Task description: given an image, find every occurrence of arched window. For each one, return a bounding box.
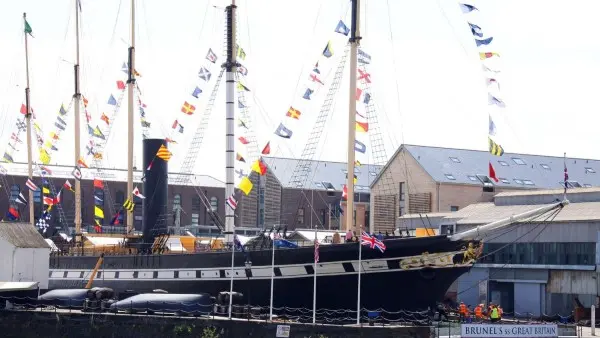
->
[173,194,181,210]
[210,197,218,212]
[115,190,125,204]
[9,184,20,203]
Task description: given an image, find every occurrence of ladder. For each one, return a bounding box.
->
[176,69,225,184]
[359,61,398,233]
[287,44,350,226]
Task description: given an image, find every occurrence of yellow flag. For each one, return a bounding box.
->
[239,176,253,195]
[94,206,104,219]
[42,187,50,194]
[39,149,50,164]
[156,144,172,161]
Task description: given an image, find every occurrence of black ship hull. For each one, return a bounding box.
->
[49,235,476,312]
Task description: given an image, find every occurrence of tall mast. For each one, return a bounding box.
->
[73,1,83,244]
[126,0,136,233]
[346,0,361,231]
[225,0,238,320]
[224,0,237,242]
[23,13,34,227]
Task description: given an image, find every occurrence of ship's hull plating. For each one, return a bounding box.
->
[49,235,476,312]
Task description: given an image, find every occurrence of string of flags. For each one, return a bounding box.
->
[458,2,505,182]
[1,105,41,164]
[159,45,230,155]
[38,102,74,165]
[233,19,354,198]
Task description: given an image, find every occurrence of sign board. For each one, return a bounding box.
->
[275,325,290,338]
[461,324,558,338]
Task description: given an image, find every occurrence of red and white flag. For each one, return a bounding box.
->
[25,179,38,191]
[63,180,74,191]
[132,186,146,199]
[226,194,237,210]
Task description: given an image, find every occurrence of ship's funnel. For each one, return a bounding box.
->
[142,139,169,249]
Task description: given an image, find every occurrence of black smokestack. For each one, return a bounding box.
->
[142,139,168,249]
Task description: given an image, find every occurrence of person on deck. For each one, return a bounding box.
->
[474,304,483,321]
[490,305,500,323]
[459,302,467,322]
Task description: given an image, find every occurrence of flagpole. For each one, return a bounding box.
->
[356,235,362,325]
[312,228,318,324]
[126,0,136,234]
[269,232,275,320]
[563,152,567,200]
[345,0,361,233]
[23,13,34,228]
[226,0,238,319]
[73,0,83,245]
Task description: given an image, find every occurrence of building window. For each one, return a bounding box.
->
[173,194,181,210]
[561,181,582,188]
[399,182,405,201]
[522,179,535,186]
[33,188,42,203]
[585,167,596,173]
[449,157,461,163]
[210,197,218,212]
[540,164,551,170]
[499,178,510,184]
[450,206,459,212]
[481,242,595,266]
[321,182,335,191]
[467,175,478,182]
[297,208,304,225]
[514,179,524,185]
[115,190,125,204]
[9,184,20,203]
[512,158,526,165]
[498,161,509,166]
[444,173,456,180]
[192,196,202,225]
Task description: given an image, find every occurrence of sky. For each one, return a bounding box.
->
[0,0,599,183]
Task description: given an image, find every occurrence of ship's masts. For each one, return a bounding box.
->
[73,1,83,244]
[224,2,237,241]
[225,0,238,320]
[346,0,361,231]
[23,13,34,227]
[126,0,136,233]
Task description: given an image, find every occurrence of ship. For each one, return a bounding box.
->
[20,0,566,315]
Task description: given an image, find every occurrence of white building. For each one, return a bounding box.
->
[0,222,50,289]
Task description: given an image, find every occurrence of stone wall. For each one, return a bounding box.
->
[0,311,430,338]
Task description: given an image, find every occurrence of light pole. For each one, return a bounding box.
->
[244,259,252,320]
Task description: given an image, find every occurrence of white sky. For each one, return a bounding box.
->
[0,0,599,182]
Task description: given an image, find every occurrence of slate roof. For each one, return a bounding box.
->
[262,156,382,192]
[377,144,600,189]
[0,162,224,188]
[0,222,51,248]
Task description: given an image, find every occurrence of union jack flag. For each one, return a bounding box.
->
[361,231,386,253]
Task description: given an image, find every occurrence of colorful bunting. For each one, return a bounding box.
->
[458,3,506,167]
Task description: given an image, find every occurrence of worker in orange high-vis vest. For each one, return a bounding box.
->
[459,302,467,322]
[474,304,483,321]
